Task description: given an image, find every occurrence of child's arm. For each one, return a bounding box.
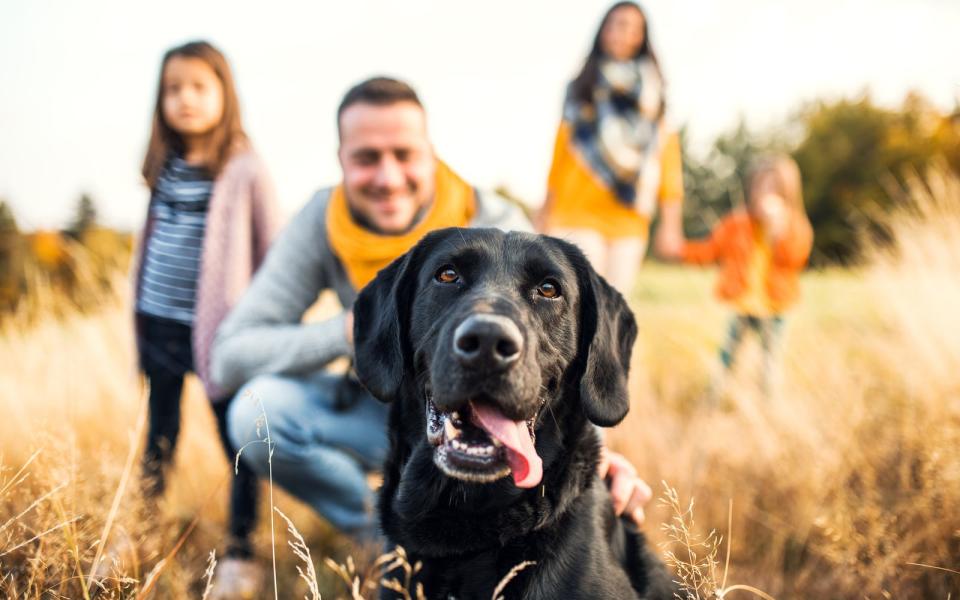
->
[680,218,726,265]
[770,215,813,270]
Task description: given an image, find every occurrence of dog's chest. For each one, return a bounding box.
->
[407,548,535,600]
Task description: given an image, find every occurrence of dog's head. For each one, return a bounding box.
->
[354,228,636,492]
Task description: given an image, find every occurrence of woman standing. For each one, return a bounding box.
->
[540,2,684,294]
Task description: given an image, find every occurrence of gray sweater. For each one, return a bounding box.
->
[211,187,532,394]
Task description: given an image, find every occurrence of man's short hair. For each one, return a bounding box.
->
[337,77,424,136]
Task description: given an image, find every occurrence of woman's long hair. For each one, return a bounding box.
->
[141,41,247,189]
[569,2,663,106]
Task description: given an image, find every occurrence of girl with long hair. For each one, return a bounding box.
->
[131,40,279,589]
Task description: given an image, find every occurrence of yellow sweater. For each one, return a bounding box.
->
[544,123,684,240]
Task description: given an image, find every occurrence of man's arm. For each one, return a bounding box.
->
[211,192,352,393]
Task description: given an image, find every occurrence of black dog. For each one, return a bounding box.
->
[354,228,675,600]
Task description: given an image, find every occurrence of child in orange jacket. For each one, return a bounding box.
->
[681,155,813,393]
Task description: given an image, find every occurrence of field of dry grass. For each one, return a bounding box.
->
[1,174,958,598]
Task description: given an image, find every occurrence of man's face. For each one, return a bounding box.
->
[338,101,436,234]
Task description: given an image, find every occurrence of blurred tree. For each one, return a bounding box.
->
[792,93,958,263]
[0,200,24,311]
[678,93,960,265]
[66,193,98,240]
[677,119,783,241]
[0,200,17,235]
[932,100,960,175]
[0,196,134,321]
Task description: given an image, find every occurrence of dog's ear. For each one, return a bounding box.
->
[352,247,419,404]
[562,241,638,427]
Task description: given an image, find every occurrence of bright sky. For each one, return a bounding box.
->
[1,0,958,230]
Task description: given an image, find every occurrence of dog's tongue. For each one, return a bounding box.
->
[469,401,543,488]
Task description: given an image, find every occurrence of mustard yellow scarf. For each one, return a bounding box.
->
[326,161,477,290]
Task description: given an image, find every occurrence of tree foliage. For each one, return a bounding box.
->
[681,92,960,264]
[66,193,99,239]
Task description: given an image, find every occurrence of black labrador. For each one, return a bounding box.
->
[354,228,676,600]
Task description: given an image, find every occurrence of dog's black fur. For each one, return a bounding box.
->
[354,228,675,600]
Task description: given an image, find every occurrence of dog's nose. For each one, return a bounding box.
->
[453,314,523,371]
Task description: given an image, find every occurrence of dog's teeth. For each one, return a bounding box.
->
[491,438,502,448]
[443,417,459,440]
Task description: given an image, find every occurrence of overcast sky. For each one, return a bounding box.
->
[1,0,958,229]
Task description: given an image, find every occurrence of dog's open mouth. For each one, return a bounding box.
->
[426,396,543,488]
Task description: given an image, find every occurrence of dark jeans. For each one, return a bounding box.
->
[719,314,784,368]
[719,314,785,395]
[137,312,258,558]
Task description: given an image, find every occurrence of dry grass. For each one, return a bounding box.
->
[1,171,959,597]
[611,170,960,598]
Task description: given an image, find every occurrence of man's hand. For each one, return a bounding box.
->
[598,447,653,526]
[344,309,354,347]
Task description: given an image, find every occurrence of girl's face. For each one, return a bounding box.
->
[600,6,646,61]
[749,171,786,220]
[161,56,224,138]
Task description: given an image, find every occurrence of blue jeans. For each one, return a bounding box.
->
[226,373,390,539]
[719,314,785,394]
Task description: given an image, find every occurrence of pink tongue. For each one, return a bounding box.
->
[469,401,543,488]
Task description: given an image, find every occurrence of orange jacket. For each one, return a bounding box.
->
[682,211,813,311]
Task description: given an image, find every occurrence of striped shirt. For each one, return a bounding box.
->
[136,156,213,324]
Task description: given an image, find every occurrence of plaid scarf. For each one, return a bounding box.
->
[565,57,664,213]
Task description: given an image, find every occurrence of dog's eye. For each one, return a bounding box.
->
[435,266,460,284]
[537,279,561,299]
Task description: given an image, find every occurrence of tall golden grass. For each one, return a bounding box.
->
[1,171,958,597]
[611,168,960,598]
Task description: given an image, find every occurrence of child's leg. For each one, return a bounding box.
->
[720,315,749,370]
[138,314,193,497]
[758,316,786,395]
[212,398,259,559]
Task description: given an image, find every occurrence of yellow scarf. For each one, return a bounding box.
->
[326,161,477,290]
